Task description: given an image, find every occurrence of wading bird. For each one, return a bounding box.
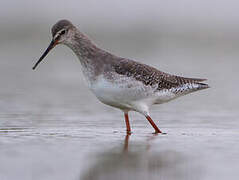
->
[33,20,209,134]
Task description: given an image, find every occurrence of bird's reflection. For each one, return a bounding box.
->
[123,134,157,153]
[80,134,200,180]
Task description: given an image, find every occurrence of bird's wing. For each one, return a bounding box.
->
[114,58,208,91]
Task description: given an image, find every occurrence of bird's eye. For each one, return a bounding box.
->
[61,29,66,35]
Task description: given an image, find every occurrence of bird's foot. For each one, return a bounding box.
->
[152,131,167,135]
[126,131,132,135]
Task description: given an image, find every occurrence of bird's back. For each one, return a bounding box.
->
[112,58,209,96]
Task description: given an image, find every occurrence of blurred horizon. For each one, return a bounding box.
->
[2,0,239,41]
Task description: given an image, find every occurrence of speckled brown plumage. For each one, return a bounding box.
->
[113,58,208,91]
[58,20,208,94]
[50,20,208,93]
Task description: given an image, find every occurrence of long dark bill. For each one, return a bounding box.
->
[32,39,58,70]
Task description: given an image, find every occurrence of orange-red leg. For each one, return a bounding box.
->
[146,116,162,134]
[123,134,130,152]
[124,113,131,134]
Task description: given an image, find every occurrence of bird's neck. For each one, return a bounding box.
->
[66,31,99,63]
[65,30,110,81]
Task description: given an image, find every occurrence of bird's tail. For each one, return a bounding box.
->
[185,80,210,95]
[171,79,209,96]
[195,82,210,90]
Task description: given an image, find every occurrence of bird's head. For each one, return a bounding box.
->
[51,19,75,45]
[32,19,75,70]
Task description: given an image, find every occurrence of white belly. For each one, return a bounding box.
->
[88,74,177,114]
[90,75,151,109]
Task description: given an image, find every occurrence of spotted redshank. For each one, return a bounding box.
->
[33,20,209,134]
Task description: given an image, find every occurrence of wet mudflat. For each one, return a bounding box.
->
[0,123,238,180]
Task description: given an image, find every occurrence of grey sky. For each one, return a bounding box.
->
[1,0,239,27]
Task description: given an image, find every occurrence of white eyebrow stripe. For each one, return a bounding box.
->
[59,29,66,35]
[53,29,65,40]
[53,33,60,40]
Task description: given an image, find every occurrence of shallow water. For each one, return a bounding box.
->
[0,27,239,180]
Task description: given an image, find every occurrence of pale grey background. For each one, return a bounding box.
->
[0,1,238,180]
